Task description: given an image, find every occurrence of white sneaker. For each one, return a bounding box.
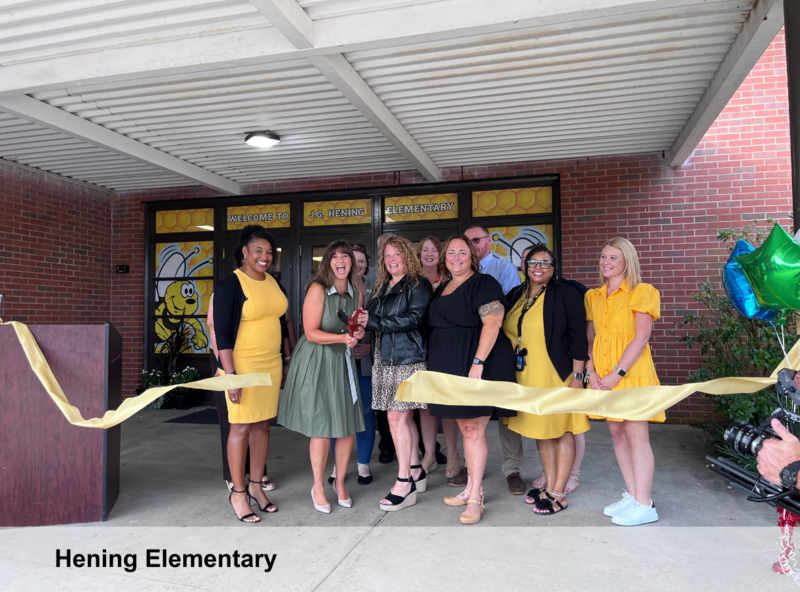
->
[603,492,634,517]
[612,500,659,526]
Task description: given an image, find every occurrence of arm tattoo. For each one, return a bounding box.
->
[478,300,504,317]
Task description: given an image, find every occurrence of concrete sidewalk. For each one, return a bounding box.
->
[104,409,776,528]
[3,410,797,591]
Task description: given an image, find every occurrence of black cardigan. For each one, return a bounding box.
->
[212,271,287,367]
[505,278,589,381]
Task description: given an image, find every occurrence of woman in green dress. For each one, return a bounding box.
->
[278,240,365,514]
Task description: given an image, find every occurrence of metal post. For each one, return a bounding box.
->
[785,0,800,229]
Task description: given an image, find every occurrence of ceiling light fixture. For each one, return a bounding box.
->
[244,131,280,148]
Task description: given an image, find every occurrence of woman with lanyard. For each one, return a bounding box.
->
[502,244,590,515]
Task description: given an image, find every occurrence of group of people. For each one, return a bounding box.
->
[208,223,663,527]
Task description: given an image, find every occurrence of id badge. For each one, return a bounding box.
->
[515,345,527,371]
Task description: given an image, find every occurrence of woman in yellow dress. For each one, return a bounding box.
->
[585,237,661,527]
[213,225,287,523]
[502,244,590,515]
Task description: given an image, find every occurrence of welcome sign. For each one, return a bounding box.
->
[227,204,290,230]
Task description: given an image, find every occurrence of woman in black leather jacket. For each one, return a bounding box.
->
[357,236,433,512]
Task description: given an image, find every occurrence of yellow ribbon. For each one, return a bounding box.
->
[396,341,800,421]
[3,320,272,429]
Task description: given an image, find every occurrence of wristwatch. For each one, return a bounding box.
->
[780,460,800,489]
[614,366,627,377]
[472,357,484,366]
[573,372,585,381]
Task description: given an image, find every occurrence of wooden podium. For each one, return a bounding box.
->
[0,323,122,526]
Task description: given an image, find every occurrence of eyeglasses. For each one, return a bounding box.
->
[526,260,554,269]
[469,235,490,245]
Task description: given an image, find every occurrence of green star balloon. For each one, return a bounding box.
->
[736,224,800,311]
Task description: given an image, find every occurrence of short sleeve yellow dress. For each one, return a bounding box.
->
[221,269,288,424]
[501,293,590,439]
[584,280,664,423]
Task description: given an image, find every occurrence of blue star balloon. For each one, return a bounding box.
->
[723,239,778,321]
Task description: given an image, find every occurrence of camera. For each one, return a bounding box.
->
[724,420,773,458]
[722,368,800,459]
[708,368,800,512]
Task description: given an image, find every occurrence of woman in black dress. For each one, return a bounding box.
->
[427,235,516,524]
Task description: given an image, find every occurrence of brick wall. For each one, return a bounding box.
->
[0,160,113,325]
[2,32,792,422]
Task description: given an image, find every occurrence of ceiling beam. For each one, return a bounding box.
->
[0,95,241,195]
[313,0,668,51]
[249,0,314,49]
[249,0,439,181]
[308,54,439,181]
[0,28,299,98]
[0,0,678,98]
[666,0,784,166]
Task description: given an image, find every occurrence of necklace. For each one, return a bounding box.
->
[443,273,471,296]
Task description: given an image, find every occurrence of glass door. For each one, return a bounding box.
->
[300,231,372,332]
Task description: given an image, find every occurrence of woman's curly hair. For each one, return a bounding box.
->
[372,235,425,296]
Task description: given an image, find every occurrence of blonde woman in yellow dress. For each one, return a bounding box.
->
[213,225,287,523]
[585,237,661,526]
[502,244,590,515]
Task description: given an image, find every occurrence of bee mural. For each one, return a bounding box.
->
[490,226,551,268]
[154,244,214,353]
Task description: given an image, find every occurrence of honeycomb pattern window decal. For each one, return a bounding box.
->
[472,187,552,218]
[156,208,215,233]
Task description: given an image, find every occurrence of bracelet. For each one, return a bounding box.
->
[283,356,291,361]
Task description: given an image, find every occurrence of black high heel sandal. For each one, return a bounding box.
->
[229,488,260,523]
[248,480,278,513]
[379,476,417,512]
[410,464,428,493]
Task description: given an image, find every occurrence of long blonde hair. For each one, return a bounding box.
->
[373,235,425,296]
[599,237,642,289]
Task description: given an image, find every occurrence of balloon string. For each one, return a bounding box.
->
[777,323,793,371]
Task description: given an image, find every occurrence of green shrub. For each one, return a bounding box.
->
[671,219,796,426]
[671,280,795,425]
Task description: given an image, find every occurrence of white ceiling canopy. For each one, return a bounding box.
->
[0,0,785,192]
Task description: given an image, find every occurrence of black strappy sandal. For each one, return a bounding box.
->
[533,492,567,515]
[524,487,543,505]
[229,488,260,523]
[248,480,278,513]
[410,464,428,493]
[379,476,417,512]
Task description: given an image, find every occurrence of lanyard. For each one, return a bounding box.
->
[516,284,546,347]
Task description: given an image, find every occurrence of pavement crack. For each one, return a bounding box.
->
[310,515,385,591]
